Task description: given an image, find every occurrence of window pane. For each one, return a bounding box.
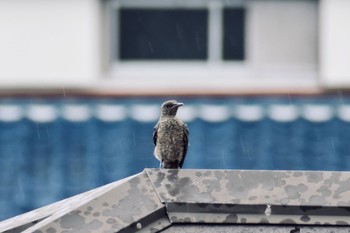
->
[223,8,245,60]
[119,9,208,60]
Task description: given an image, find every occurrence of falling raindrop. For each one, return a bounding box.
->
[45,125,50,138]
[239,136,247,155]
[132,131,136,146]
[176,23,183,40]
[148,41,154,53]
[195,31,201,50]
[338,90,344,105]
[221,149,226,168]
[35,123,41,139]
[288,93,293,105]
[331,137,336,153]
[17,177,24,201]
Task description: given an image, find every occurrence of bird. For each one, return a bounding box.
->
[153,100,189,169]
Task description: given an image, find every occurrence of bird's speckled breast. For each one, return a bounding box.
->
[155,117,186,162]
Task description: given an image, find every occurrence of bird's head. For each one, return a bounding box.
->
[160,100,184,117]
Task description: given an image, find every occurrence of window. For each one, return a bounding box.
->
[119,9,208,60]
[223,8,245,60]
[111,0,246,63]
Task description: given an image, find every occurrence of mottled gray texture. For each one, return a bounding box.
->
[19,172,170,233]
[146,169,350,207]
[4,169,350,233]
[147,169,350,225]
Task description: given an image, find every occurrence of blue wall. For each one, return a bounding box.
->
[0,96,349,220]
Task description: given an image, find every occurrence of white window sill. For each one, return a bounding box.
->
[0,63,320,95]
[99,62,320,94]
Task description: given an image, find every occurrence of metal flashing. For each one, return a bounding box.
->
[146,169,350,226]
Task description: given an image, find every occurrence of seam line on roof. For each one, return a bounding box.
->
[144,169,165,205]
[144,168,174,232]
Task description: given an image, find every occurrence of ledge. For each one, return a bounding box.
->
[1,169,350,232]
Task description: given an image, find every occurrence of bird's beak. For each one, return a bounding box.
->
[172,103,183,109]
[171,102,184,110]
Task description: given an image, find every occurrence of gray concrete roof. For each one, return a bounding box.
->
[2,169,350,232]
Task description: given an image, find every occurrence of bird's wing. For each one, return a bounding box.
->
[153,123,159,146]
[179,123,189,168]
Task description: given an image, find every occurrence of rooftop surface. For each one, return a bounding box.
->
[2,169,350,232]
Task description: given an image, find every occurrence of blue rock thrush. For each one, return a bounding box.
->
[153,100,189,168]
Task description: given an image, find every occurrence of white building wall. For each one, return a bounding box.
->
[0,0,349,90]
[248,0,318,70]
[320,0,350,87]
[0,0,102,88]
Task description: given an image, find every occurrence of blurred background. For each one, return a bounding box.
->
[1,0,350,221]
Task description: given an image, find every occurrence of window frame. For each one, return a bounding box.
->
[110,0,246,62]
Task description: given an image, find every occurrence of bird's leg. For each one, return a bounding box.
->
[160,160,163,168]
[162,161,179,169]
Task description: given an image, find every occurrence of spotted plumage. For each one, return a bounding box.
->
[153,100,189,169]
